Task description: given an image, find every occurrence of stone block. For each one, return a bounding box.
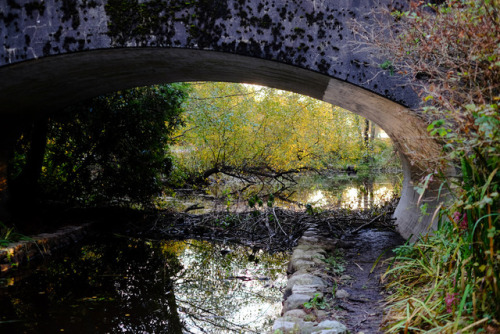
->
[283,309,308,319]
[284,293,312,311]
[287,273,327,293]
[290,259,316,272]
[292,284,320,296]
[272,318,300,333]
[312,320,348,333]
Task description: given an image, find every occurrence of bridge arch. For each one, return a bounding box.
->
[0,0,442,239]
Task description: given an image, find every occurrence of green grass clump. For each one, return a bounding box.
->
[0,222,30,248]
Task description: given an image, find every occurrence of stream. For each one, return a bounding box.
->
[165,171,402,213]
[0,236,288,333]
[0,171,404,333]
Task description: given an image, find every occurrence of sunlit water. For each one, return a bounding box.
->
[164,171,403,213]
[288,173,401,210]
[0,237,287,333]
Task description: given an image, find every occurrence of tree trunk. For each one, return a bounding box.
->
[363,118,370,163]
[0,116,23,221]
[9,116,49,214]
[370,121,378,141]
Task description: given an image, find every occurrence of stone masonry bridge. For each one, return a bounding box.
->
[0,0,442,239]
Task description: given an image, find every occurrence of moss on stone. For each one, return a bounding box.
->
[7,0,21,10]
[24,2,46,18]
[61,0,81,30]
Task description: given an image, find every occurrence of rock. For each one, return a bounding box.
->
[339,275,352,282]
[284,293,312,311]
[287,273,327,293]
[335,289,350,299]
[291,249,307,259]
[291,249,325,262]
[290,259,317,272]
[312,330,347,334]
[272,318,300,332]
[292,284,320,295]
[283,309,308,319]
[300,236,320,244]
[313,320,348,333]
[295,244,323,252]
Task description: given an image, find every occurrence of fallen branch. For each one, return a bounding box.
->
[184,204,205,212]
[351,213,385,234]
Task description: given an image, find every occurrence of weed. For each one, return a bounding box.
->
[332,281,337,296]
[321,250,346,275]
[0,222,30,248]
[303,293,329,310]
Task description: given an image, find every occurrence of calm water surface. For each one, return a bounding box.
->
[0,237,287,333]
[168,172,402,213]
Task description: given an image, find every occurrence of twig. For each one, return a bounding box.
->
[351,213,385,234]
[272,207,288,237]
[184,204,205,212]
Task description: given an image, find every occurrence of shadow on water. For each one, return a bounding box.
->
[0,236,288,333]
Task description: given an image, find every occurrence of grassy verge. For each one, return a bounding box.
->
[382,228,497,333]
[356,1,500,332]
[381,103,499,333]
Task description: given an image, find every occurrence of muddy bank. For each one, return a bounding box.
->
[0,223,93,273]
[334,229,405,333]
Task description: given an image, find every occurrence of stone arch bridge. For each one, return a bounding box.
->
[0,0,441,239]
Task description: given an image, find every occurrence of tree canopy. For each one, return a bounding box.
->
[170,82,393,188]
[10,84,188,208]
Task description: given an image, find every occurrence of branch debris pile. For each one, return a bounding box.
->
[139,200,398,253]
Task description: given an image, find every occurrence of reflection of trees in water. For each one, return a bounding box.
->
[169,240,286,333]
[0,237,286,334]
[282,172,400,210]
[175,172,401,213]
[0,238,186,333]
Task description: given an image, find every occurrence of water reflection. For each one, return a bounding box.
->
[284,173,401,210]
[167,172,402,213]
[0,237,287,333]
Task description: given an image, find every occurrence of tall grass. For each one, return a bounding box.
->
[382,225,491,333]
[382,103,499,333]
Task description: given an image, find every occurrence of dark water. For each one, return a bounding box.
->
[0,236,287,333]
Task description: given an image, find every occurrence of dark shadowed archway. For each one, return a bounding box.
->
[0,0,442,239]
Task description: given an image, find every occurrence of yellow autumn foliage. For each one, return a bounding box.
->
[172,82,379,177]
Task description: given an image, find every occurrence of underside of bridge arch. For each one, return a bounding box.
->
[0,48,441,239]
